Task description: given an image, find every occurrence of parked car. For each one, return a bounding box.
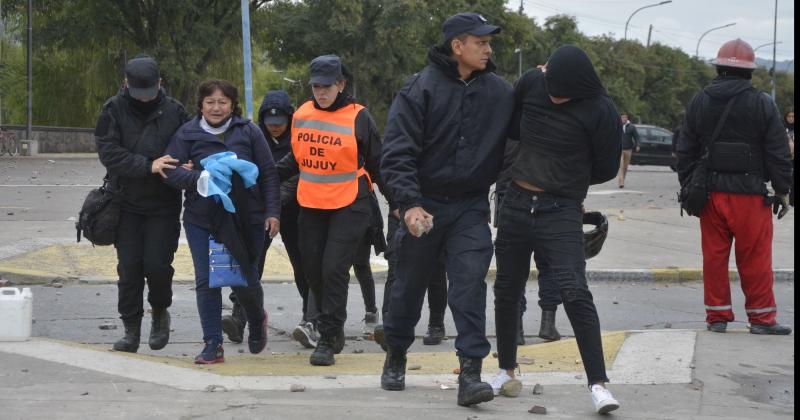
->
[630,124,677,170]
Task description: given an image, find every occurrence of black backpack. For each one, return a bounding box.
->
[76,176,122,246]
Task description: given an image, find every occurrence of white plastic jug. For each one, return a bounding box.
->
[0,287,33,341]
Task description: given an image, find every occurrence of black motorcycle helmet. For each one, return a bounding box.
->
[583,211,608,260]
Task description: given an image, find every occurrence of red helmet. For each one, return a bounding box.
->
[711,38,757,69]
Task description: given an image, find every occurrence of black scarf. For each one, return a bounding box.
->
[124,88,164,117]
[545,45,607,99]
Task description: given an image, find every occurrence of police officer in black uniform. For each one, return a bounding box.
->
[380,13,514,407]
[95,55,189,353]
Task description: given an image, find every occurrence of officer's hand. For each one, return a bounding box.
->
[151,155,178,178]
[266,217,280,239]
[404,207,433,237]
[181,160,194,170]
[391,209,401,220]
[773,194,791,219]
[635,146,641,153]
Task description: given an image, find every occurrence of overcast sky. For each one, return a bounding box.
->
[519,0,794,63]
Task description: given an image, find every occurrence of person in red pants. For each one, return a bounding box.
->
[677,38,793,335]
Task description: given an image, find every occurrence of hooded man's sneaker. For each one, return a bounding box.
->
[292,321,318,349]
[489,370,521,397]
[591,384,620,414]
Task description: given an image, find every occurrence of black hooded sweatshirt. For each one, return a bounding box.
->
[509,45,622,200]
[677,75,792,195]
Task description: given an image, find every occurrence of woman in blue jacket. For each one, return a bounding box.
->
[164,79,281,364]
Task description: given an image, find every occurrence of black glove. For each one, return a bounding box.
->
[765,194,791,219]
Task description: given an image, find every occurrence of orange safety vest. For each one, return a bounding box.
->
[291,101,371,209]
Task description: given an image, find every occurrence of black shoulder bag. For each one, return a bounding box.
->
[679,94,739,217]
[76,175,123,246]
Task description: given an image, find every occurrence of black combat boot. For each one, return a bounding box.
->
[381,347,407,391]
[113,318,141,353]
[423,311,445,345]
[309,335,336,366]
[457,356,494,406]
[538,309,561,341]
[332,328,345,354]
[222,301,247,344]
[148,308,171,350]
[373,324,387,351]
[422,325,445,345]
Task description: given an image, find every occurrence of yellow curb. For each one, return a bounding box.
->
[52,331,626,377]
[0,243,385,282]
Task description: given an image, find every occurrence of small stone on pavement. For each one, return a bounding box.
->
[528,405,547,414]
[290,384,305,392]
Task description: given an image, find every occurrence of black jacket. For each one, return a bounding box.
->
[381,46,514,211]
[95,89,189,215]
[677,76,792,195]
[622,123,639,150]
[163,115,281,229]
[258,91,298,206]
[509,69,622,200]
[276,94,387,206]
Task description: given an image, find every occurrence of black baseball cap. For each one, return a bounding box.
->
[442,12,501,41]
[309,55,343,86]
[263,107,289,125]
[125,55,160,100]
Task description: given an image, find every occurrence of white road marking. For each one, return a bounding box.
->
[588,190,645,195]
[0,185,99,188]
[0,330,695,390]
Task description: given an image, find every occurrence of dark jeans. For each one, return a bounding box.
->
[381,214,448,324]
[185,222,265,343]
[298,196,371,338]
[353,234,378,313]
[384,194,492,358]
[115,210,180,322]
[494,182,609,385]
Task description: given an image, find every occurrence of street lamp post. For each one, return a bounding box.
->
[514,48,522,79]
[770,0,777,100]
[695,23,737,58]
[753,41,782,53]
[624,1,672,41]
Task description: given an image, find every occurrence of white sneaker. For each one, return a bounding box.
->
[292,322,318,349]
[591,384,620,414]
[362,311,379,334]
[489,369,514,396]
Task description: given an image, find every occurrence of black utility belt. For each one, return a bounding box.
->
[708,142,756,174]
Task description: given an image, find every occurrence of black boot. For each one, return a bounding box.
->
[457,356,494,406]
[422,325,445,345]
[248,310,268,354]
[222,301,247,344]
[538,309,561,341]
[310,335,336,366]
[373,324,387,351]
[423,311,445,345]
[113,319,141,353]
[148,308,170,350]
[750,323,792,335]
[381,348,407,391]
[332,328,345,354]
